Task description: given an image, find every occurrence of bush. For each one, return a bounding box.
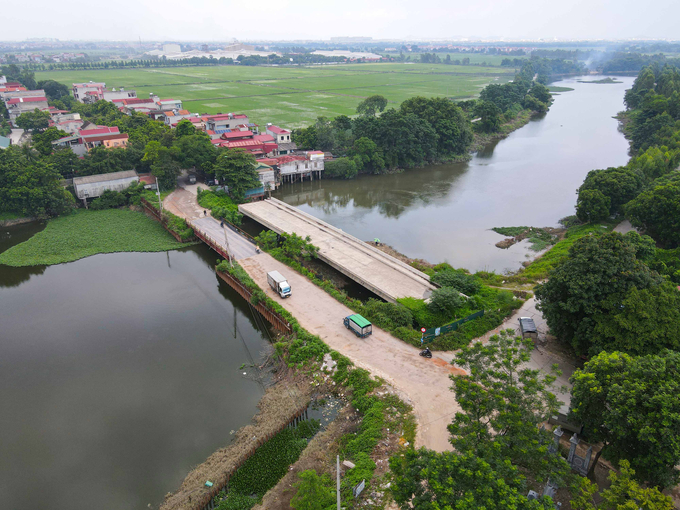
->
[431,269,482,295]
[429,287,466,315]
[198,189,242,225]
[325,157,358,179]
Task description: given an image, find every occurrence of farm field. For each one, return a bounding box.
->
[36,63,515,127]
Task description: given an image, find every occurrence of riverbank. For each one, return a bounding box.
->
[0,208,190,267]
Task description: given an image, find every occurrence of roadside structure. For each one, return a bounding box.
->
[72,170,139,205]
[256,152,324,184]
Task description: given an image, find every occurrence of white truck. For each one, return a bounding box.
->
[267,270,291,298]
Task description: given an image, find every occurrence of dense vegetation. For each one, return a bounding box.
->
[574,63,680,248]
[0,209,185,266]
[292,61,554,175]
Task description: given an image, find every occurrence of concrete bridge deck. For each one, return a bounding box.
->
[239,198,436,303]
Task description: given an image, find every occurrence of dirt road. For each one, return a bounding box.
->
[240,252,463,452]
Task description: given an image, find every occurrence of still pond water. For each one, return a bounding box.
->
[0,232,273,509]
[0,75,632,509]
[275,76,633,273]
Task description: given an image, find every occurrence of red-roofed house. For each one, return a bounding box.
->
[5,96,50,125]
[265,123,297,154]
[202,113,250,132]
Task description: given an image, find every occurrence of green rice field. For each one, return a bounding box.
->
[36,63,514,128]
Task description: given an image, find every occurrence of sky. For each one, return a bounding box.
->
[3,0,680,42]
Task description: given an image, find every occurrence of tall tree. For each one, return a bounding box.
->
[569,350,680,488]
[625,173,680,248]
[356,95,388,117]
[15,109,51,132]
[213,149,260,201]
[571,460,673,510]
[535,233,661,355]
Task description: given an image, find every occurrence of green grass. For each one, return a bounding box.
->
[0,208,187,266]
[547,86,575,92]
[36,63,514,128]
[521,221,617,280]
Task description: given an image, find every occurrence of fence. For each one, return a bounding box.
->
[198,404,310,510]
[140,197,195,243]
[422,310,485,344]
[216,270,292,334]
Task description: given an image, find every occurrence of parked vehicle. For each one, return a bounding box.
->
[188,174,197,184]
[267,270,291,298]
[343,314,372,338]
[419,347,432,358]
[519,317,538,341]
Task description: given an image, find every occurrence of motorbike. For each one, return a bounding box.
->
[419,347,432,358]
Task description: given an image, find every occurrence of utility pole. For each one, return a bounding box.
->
[336,455,341,510]
[156,180,163,215]
[222,222,233,267]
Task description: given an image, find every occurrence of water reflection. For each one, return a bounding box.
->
[0,235,272,510]
[0,222,47,288]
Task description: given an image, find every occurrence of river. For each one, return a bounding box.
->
[274,76,633,273]
[0,75,632,509]
[0,229,273,509]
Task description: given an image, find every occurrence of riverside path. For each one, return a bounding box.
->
[238,198,437,303]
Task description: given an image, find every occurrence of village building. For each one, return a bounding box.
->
[265,124,297,155]
[257,152,325,184]
[72,170,139,205]
[5,96,50,125]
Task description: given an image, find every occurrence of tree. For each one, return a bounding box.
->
[571,461,673,510]
[400,96,473,156]
[290,470,335,510]
[428,287,466,315]
[575,189,611,222]
[449,330,567,480]
[535,233,661,355]
[569,350,680,488]
[324,157,358,179]
[474,100,502,133]
[292,125,318,150]
[174,119,197,138]
[390,447,556,510]
[31,126,69,156]
[213,149,260,201]
[143,140,181,189]
[625,173,680,248]
[0,145,74,217]
[349,137,385,173]
[36,79,70,101]
[173,134,216,173]
[589,282,680,355]
[356,95,388,117]
[15,108,51,132]
[578,167,644,215]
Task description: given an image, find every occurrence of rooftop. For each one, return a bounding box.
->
[73,170,137,185]
[267,125,290,134]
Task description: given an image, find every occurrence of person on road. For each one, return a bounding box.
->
[204,210,207,217]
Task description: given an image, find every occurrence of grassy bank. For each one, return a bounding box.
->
[0,208,188,266]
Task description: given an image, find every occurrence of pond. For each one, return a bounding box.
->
[0,226,273,510]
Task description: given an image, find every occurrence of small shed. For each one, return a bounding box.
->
[73,170,139,201]
[518,317,538,341]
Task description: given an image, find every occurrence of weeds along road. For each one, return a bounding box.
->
[240,252,464,452]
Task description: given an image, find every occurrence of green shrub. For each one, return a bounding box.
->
[431,269,482,295]
[429,287,467,315]
[198,190,242,225]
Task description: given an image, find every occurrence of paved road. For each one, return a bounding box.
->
[164,185,571,449]
[240,252,463,452]
[191,217,258,260]
[239,198,436,303]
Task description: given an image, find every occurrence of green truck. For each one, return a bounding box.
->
[343,314,372,338]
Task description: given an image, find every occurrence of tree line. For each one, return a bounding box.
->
[292,61,554,179]
[575,63,680,250]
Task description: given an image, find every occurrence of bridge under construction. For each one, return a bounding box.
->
[238,198,436,303]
